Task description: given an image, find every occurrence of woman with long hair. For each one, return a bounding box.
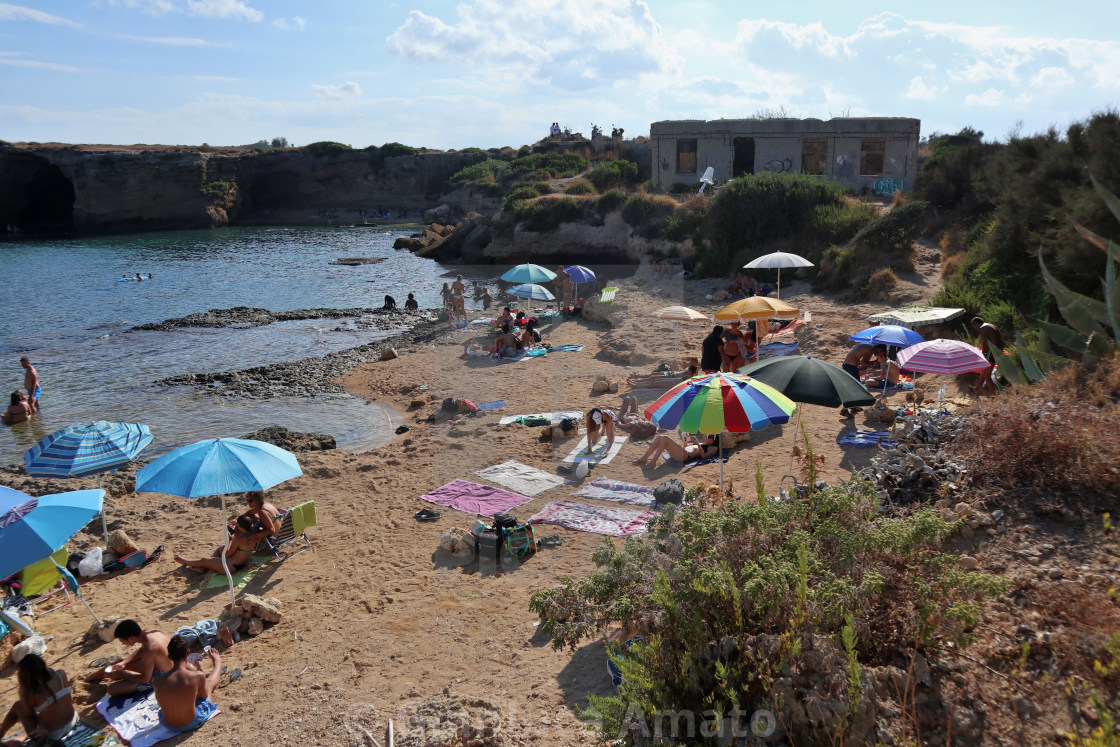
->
[0,653,78,744]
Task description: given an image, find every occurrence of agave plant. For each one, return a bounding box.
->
[991,175,1120,385]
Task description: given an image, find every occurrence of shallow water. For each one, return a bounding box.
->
[0,226,476,466]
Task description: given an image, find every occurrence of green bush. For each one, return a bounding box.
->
[450,159,508,184]
[379,142,416,158]
[511,195,586,231]
[665,204,708,242]
[509,152,587,179]
[564,180,597,196]
[815,201,929,293]
[587,159,640,191]
[621,193,678,238]
[809,202,878,245]
[303,141,351,157]
[596,189,626,216]
[531,479,1007,744]
[504,182,553,211]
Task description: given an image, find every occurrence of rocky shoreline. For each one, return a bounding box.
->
[152,307,446,398]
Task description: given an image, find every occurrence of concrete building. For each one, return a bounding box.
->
[649,117,920,195]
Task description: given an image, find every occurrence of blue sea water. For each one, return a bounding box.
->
[0,225,477,467]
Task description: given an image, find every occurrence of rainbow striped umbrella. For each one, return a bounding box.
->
[644,373,796,491]
[896,339,988,375]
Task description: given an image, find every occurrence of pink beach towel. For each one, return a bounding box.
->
[529,500,656,537]
[573,477,657,507]
[420,479,532,515]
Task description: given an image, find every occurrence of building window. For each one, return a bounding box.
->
[676,139,697,174]
[801,138,826,175]
[860,139,885,176]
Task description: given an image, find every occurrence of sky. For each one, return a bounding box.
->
[1,1,1118,150]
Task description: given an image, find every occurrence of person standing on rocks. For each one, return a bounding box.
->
[20,357,39,413]
[970,316,1004,396]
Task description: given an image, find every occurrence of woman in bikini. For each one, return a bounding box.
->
[229,491,281,538]
[0,654,78,745]
[174,515,268,574]
[1,391,32,425]
[633,433,720,469]
[585,406,618,454]
[721,321,747,372]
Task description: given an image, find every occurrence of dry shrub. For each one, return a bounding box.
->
[950,354,1120,499]
[890,190,908,209]
[940,251,966,281]
[939,228,967,258]
[677,194,709,212]
[864,268,899,299]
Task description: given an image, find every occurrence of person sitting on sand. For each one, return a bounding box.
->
[494,325,520,358]
[404,293,419,311]
[585,406,617,454]
[842,343,885,379]
[1,391,32,425]
[633,432,720,469]
[85,619,174,696]
[492,306,514,329]
[0,654,78,745]
[519,320,542,348]
[152,635,221,736]
[228,491,281,537]
[862,348,901,390]
[175,516,270,575]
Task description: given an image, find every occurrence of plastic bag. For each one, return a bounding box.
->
[78,547,104,577]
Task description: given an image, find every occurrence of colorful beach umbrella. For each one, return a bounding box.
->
[896,339,988,375]
[562,265,596,284]
[849,325,926,349]
[25,420,153,547]
[0,484,31,514]
[743,251,814,299]
[715,296,800,322]
[135,438,303,605]
[501,263,556,284]
[648,305,709,322]
[644,372,796,491]
[506,283,555,301]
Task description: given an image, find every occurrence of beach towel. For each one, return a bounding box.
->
[665,452,731,468]
[420,479,532,515]
[492,351,529,363]
[97,691,218,747]
[573,477,656,508]
[499,411,582,426]
[561,435,628,466]
[14,720,122,746]
[475,460,571,497]
[761,318,808,341]
[864,379,915,391]
[837,430,897,448]
[203,558,265,590]
[288,501,317,536]
[476,400,506,412]
[529,500,655,537]
[756,342,799,360]
[549,344,584,352]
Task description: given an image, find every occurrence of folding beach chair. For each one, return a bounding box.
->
[21,549,72,617]
[266,501,316,560]
[600,287,619,304]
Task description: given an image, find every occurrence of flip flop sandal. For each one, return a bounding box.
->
[415,508,442,522]
[219,667,241,688]
[539,535,563,548]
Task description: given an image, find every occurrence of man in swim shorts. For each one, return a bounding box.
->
[153,635,221,734]
[20,357,38,413]
[85,619,174,695]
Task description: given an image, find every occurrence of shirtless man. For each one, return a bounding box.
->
[85,619,173,695]
[175,515,270,574]
[970,316,1005,395]
[152,635,221,735]
[19,358,38,413]
[842,343,886,380]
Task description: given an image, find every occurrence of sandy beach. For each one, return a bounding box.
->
[0,255,966,745]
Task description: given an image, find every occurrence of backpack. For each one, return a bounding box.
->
[492,513,518,530]
[503,523,537,558]
[654,478,685,506]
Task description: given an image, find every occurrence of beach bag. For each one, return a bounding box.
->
[503,523,536,559]
[492,513,518,530]
[654,478,685,506]
[476,527,503,560]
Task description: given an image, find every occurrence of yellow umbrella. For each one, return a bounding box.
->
[648,305,709,321]
[715,296,800,321]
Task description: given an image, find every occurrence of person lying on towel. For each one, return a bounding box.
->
[153,635,221,734]
[633,432,720,469]
[626,358,699,388]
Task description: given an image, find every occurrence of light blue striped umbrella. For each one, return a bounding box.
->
[507,283,555,301]
[25,421,153,547]
[25,421,153,479]
[135,438,303,605]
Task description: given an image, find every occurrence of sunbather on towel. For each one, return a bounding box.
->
[1,654,78,745]
[153,635,221,734]
[495,325,520,357]
[862,350,900,389]
[85,619,174,696]
[175,516,270,574]
[627,358,699,387]
[633,433,720,469]
[615,395,658,439]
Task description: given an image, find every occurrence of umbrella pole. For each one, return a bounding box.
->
[786,405,803,478]
[98,475,109,549]
[76,591,103,625]
[776,268,781,299]
[218,495,237,607]
[719,439,724,495]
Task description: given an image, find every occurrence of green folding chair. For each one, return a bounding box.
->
[600,287,619,304]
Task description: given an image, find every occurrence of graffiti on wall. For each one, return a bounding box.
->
[873,178,909,194]
[762,157,793,173]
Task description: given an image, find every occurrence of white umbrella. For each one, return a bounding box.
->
[648,306,709,322]
[743,252,814,299]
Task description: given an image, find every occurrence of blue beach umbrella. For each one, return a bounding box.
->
[25,421,153,547]
[0,489,104,581]
[501,263,557,284]
[507,283,556,302]
[849,325,926,349]
[135,438,303,605]
[0,485,31,514]
[562,265,596,284]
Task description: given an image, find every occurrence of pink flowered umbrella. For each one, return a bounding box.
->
[896,339,988,375]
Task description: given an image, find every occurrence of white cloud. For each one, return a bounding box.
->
[964,88,1008,107]
[103,0,262,21]
[312,82,361,100]
[1030,66,1076,89]
[271,16,305,30]
[116,33,210,46]
[902,76,937,101]
[385,0,680,91]
[0,3,81,27]
[0,52,83,72]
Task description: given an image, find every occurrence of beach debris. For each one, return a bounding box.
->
[855,411,972,505]
[381,348,399,361]
[86,616,121,643]
[438,528,476,561]
[395,694,502,747]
